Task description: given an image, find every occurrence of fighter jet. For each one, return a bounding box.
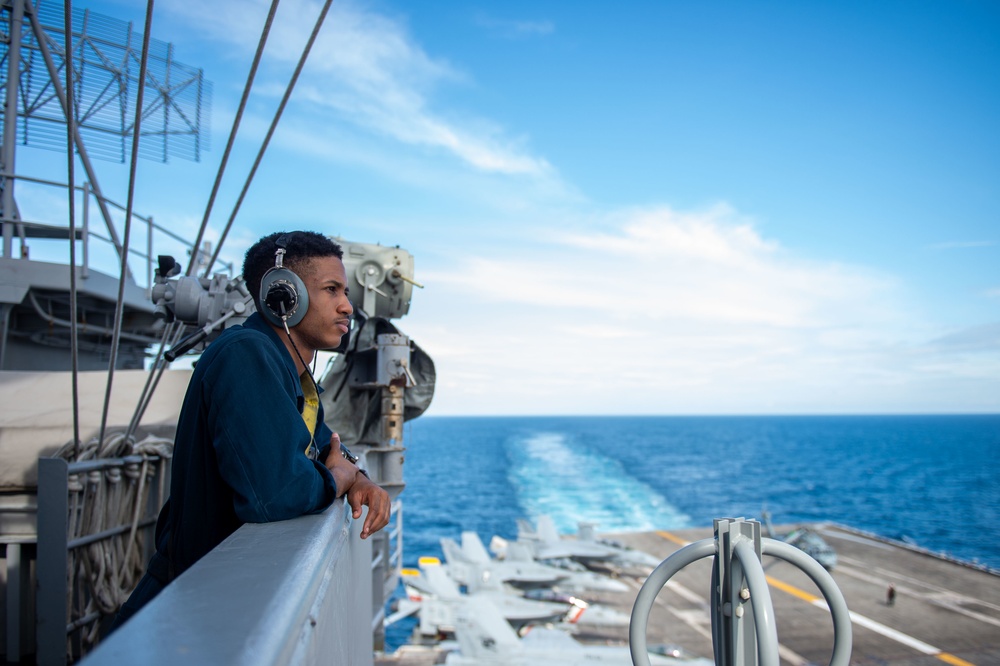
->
[393,558,577,637]
[762,510,837,570]
[444,597,714,666]
[445,532,630,594]
[497,516,662,570]
[395,555,630,636]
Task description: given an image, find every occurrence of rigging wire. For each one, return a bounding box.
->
[125,321,185,441]
[64,0,81,462]
[203,0,336,278]
[97,0,156,449]
[186,0,282,278]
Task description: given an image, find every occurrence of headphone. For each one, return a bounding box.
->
[259,234,309,327]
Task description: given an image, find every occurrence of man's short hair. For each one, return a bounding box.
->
[244,231,344,310]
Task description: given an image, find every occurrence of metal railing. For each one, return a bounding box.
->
[37,453,169,665]
[630,517,853,666]
[1,173,233,289]
[78,500,389,666]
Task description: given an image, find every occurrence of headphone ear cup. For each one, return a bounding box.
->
[259,267,310,327]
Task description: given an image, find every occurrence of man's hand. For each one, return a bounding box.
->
[324,434,391,539]
[345,473,390,539]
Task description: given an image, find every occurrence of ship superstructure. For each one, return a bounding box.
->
[0,2,431,662]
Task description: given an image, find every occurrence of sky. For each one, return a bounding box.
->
[15,0,1000,415]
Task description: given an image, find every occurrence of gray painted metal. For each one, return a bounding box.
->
[715,518,766,665]
[732,539,778,666]
[36,457,69,666]
[629,518,853,666]
[80,500,375,666]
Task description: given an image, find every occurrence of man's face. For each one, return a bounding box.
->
[291,255,353,352]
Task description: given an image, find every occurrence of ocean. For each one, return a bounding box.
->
[389,414,1000,647]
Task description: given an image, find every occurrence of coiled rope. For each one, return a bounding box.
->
[54,431,173,652]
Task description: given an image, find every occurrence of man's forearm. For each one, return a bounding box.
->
[326,452,361,498]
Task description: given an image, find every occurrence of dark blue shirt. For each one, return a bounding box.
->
[154,312,338,579]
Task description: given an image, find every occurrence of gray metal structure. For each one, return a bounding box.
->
[0,0,209,164]
[629,518,853,666]
[0,0,213,372]
[1,2,216,661]
[0,2,427,663]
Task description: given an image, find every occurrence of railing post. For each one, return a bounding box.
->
[37,457,70,666]
[714,518,764,666]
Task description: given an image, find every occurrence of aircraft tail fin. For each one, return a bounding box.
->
[461,531,492,564]
[419,559,462,599]
[441,537,471,564]
[506,542,535,562]
[453,598,523,660]
[536,515,560,544]
[516,518,537,539]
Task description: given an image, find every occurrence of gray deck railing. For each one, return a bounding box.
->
[79,500,377,666]
[1,173,234,289]
[36,454,170,665]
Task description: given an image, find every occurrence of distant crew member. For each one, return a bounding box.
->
[887,582,896,606]
[111,231,390,630]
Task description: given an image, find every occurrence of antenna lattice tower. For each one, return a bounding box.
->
[0,0,211,163]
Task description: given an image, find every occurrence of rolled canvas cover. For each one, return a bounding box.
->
[0,369,191,490]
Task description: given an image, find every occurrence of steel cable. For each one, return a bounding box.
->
[64,0,81,462]
[97,0,156,448]
[203,0,336,277]
[187,0,282,277]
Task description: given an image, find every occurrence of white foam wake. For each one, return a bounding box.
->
[506,431,691,534]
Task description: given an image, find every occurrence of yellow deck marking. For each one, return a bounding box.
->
[656,530,691,547]
[765,575,820,604]
[935,654,977,666]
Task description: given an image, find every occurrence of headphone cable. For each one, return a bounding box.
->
[282,321,359,465]
[283,321,321,459]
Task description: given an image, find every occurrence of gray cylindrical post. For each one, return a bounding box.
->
[734,539,780,665]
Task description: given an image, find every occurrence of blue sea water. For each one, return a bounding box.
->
[401,414,1000,567]
[389,414,1000,646]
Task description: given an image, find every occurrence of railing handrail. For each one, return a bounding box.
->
[80,500,377,666]
[0,171,235,281]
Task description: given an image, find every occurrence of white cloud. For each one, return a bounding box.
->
[400,205,999,415]
[425,205,896,329]
[155,0,553,178]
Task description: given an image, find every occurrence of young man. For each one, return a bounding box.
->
[113,231,389,628]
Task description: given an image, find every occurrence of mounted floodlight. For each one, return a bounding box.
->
[336,238,419,320]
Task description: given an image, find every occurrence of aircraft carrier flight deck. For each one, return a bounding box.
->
[379,523,1000,665]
